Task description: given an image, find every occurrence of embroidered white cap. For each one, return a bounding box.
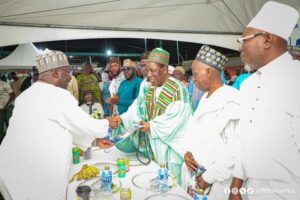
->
[35,50,69,73]
[247,1,299,40]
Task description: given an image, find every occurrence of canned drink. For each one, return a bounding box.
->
[120,187,132,200]
[124,157,130,172]
[117,158,126,178]
[84,147,92,160]
[72,147,80,164]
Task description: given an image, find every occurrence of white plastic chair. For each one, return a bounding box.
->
[0,177,13,200]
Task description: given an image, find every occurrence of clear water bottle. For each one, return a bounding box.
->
[158,163,169,194]
[193,189,208,200]
[104,128,113,153]
[102,165,112,192]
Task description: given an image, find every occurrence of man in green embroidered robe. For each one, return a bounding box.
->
[136,48,193,183]
[114,48,193,183]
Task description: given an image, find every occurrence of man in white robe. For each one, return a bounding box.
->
[180,45,240,200]
[0,50,117,200]
[108,58,125,116]
[229,2,300,200]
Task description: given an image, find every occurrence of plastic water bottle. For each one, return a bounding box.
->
[104,128,113,153]
[158,163,169,194]
[193,189,208,200]
[102,165,112,192]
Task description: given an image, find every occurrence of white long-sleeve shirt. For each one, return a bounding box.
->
[234,52,300,200]
[181,85,240,199]
[0,82,109,200]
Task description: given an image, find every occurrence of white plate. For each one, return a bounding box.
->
[79,176,122,194]
[126,154,146,167]
[93,162,119,174]
[145,193,191,200]
[132,171,176,192]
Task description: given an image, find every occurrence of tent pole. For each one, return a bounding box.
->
[176,41,180,65]
[144,38,147,51]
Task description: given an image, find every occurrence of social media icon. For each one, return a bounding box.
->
[224,187,231,194]
[247,187,254,195]
[232,187,239,195]
[239,187,246,195]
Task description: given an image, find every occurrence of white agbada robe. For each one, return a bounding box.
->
[180,85,239,200]
[234,52,300,200]
[0,82,109,200]
[109,73,125,115]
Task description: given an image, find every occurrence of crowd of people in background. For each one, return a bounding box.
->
[0,51,255,146]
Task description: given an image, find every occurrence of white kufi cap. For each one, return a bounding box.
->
[168,65,175,75]
[247,1,299,40]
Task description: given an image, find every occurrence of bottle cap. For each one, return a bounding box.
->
[196,188,204,195]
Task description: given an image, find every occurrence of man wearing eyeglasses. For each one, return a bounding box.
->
[230,2,300,200]
[109,59,142,115]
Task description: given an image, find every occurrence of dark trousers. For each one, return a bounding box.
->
[0,105,13,144]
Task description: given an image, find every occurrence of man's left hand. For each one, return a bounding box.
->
[110,94,120,104]
[196,175,211,189]
[97,138,114,149]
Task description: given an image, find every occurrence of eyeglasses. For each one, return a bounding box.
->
[122,67,132,72]
[237,32,266,44]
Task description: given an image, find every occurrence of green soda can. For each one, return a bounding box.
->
[72,147,80,164]
[117,158,126,178]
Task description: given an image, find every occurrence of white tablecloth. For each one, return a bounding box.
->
[67,146,193,200]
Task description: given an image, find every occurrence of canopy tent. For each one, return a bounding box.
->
[0,43,41,70]
[0,0,299,50]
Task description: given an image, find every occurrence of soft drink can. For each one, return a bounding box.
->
[84,147,92,160]
[120,187,132,200]
[124,157,130,172]
[117,158,126,178]
[72,147,80,164]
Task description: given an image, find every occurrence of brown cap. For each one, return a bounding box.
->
[109,57,121,65]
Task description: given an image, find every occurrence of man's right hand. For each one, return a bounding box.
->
[106,117,119,129]
[184,151,199,172]
[97,138,114,149]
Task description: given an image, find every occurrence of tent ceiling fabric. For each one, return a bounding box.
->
[0,0,299,49]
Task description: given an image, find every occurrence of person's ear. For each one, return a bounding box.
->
[52,69,59,78]
[264,33,274,49]
[163,65,168,74]
[206,67,212,79]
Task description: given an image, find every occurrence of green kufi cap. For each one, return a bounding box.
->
[147,48,170,66]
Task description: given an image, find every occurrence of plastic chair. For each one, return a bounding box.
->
[0,177,13,200]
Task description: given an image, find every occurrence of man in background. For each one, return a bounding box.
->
[109,59,142,115]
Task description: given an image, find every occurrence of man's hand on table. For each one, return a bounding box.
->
[97,138,114,149]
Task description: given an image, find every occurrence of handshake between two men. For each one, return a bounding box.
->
[97,116,151,149]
